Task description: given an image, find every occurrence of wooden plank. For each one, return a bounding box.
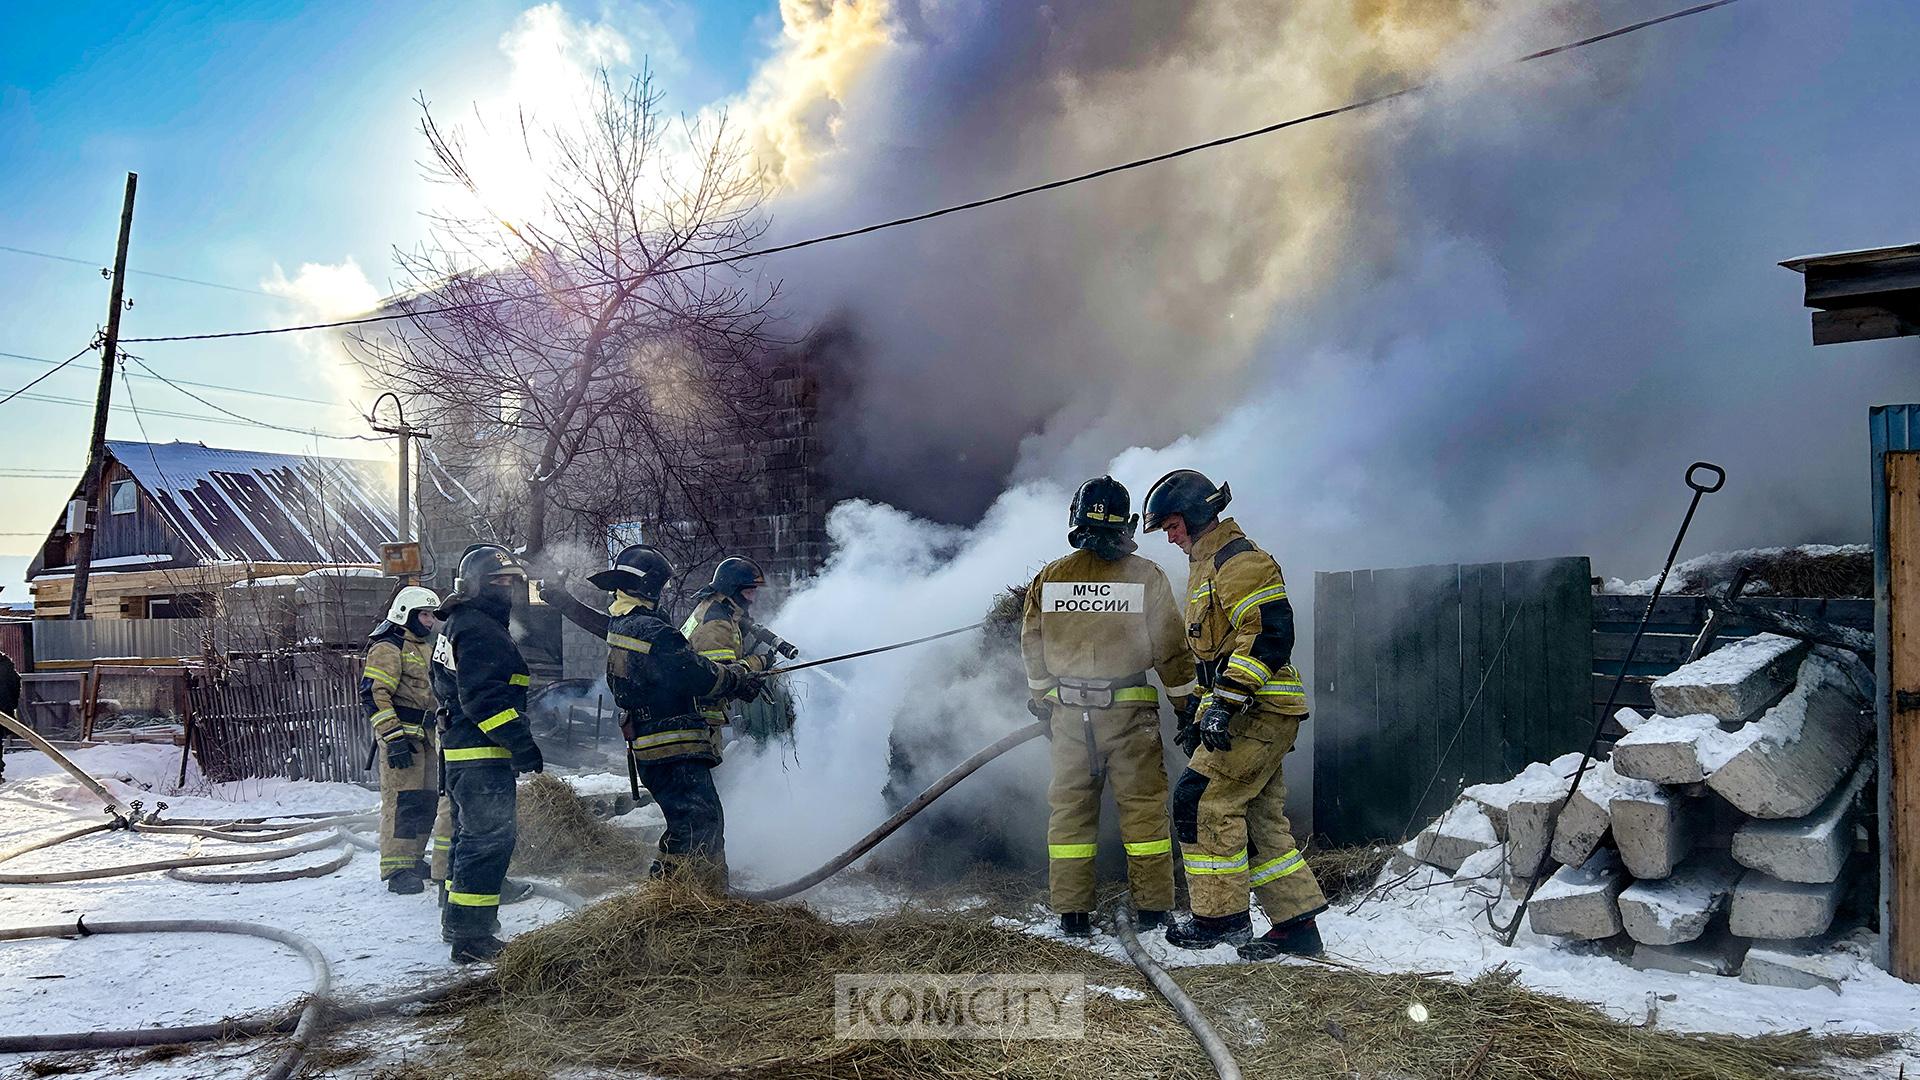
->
[1540,558,1594,756]
[1802,261,1920,305]
[1594,673,1657,711]
[1593,631,1710,666]
[1458,562,1506,805]
[1813,305,1920,346]
[1311,571,1348,841]
[1887,451,1920,981]
[1591,594,1706,626]
[1405,562,1459,831]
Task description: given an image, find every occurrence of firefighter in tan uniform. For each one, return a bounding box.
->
[360,586,446,894]
[682,557,796,725]
[1021,477,1197,937]
[1144,470,1328,959]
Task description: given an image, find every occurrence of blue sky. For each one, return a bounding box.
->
[0,1,777,601]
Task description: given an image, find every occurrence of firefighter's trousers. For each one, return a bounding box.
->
[1173,711,1326,925]
[639,759,727,890]
[429,795,454,883]
[442,764,518,940]
[377,724,447,881]
[1047,703,1173,914]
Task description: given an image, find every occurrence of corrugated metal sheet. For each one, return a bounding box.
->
[32,618,216,662]
[105,440,396,565]
[1870,403,1918,972]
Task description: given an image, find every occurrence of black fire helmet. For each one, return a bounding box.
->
[588,544,675,601]
[1141,469,1231,533]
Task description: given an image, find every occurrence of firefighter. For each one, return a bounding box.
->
[430,545,544,963]
[588,544,766,887]
[360,585,444,894]
[682,556,797,726]
[1020,476,1197,937]
[1143,469,1328,959]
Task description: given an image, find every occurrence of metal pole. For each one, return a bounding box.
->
[70,172,139,620]
[396,430,411,542]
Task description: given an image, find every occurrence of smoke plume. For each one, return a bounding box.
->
[712,0,1920,879]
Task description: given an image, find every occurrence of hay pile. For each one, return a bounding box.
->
[396,881,1893,1080]
[1304,843,1395,905]
[510,774,657,893]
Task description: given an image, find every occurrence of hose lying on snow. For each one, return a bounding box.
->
[0,829,349,885]
[736,721,1045,902]
[0,917,331,1080]
[1113,905,1245,1080]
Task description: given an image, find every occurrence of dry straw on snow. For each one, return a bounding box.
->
[391,879,1893,1080]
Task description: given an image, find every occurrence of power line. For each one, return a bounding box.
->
[118,0,1748,347]
[0,348,350,408]
[0,342,99,407]
[0,243,286,299]
[121,352,387,441]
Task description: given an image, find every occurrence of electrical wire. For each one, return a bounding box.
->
[0,348,349,407]
[117,0,1749,346]
[0,243,286,299]
[121,352,387,441]
[0,341,98,407]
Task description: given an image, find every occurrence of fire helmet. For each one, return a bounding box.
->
[1142,470,1231,533]
[385,585,441,625]
[587,544,675,601]
[708,556,766,599]
[1068,476,1136,544]
[452,544,527,601]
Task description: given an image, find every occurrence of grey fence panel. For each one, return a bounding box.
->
[1312,557,1594,847]
[31,618,216,662]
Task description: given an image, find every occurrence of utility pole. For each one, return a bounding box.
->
[368,391,430,542]
[69,172,138,620]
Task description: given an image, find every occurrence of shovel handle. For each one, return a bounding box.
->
[1686,461,1726,494]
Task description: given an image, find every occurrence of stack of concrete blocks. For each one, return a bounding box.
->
[1396,633,1875,988]
[293,568,402,645]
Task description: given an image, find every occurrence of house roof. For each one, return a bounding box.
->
[104,440,398,565]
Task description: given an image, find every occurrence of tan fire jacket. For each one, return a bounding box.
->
[364,632,435,743]
[1183,518,1307,716]
[1020,549,1198,705]
[683,593,768,723]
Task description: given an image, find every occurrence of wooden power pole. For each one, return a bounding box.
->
[69,172,139,620]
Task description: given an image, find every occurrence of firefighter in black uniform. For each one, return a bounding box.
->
[585,544,765,888]
[430,545,544,963]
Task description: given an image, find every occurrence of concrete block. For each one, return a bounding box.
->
[1651,633,1807,722]
[1508,796,1569,880]
[1462,753,1583,842]
[1631,931,1749,977]
[1704,653,1873,819]
[1728,870,1846,940]
[1740,943,1851,993]
[1452,844,1508,885]
[1617,854,1741,945]
[1611,713,1719,784]
[1529,849,1629,940]
[1731,757,1871,883]
[1412,800,1500,873]
[1550,759,1659,868]
[1613,786,1706,879]
[1613,707,1649,733]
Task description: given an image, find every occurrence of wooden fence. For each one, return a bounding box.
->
[188,653,373,784]
[1312,557,1594,847]
[1590,594,1872,722]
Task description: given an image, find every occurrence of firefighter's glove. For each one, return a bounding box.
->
[511,742,545,775]
[1195,701,1237,753]
[1174,721,1203,756]
[724,664,768,702]
[1026,695,1055,737]
[384,738,415,771]
[1172,693,1200,727]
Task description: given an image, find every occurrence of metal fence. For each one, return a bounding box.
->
[188,653,373,784]
[32,618,216,663]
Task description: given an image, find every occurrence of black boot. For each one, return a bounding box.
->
[1238,916,1325,960]
[1165,911,1253,950]
[1059,912,1093,938]
[500,878,535,905]
[386,868,426,895]
[1133,909,1169,931]
[450,935,507,964]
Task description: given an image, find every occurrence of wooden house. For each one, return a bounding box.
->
[28,440,397,619]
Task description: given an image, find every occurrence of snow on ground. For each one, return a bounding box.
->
[977,861,1920,1066]
[0,743,574,1079]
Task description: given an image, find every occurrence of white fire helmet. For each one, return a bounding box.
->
[386,585,441,625]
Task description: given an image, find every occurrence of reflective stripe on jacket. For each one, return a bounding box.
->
[1183,518,1307,716]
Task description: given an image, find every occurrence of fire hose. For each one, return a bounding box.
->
[1113,905,1245,1080]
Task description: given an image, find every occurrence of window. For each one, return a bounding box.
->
[109,479,137,515]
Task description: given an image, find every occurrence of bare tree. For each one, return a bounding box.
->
[352,70,781,570]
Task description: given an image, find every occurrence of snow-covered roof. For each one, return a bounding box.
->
[105,440,397,566]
